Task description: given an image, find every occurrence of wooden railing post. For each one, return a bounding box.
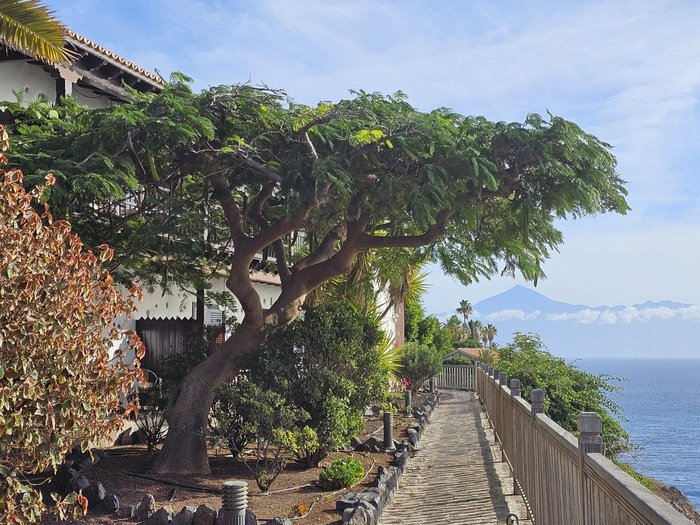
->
[510,379,521,496]
[577,412,603,525]
[499,371,507,386]
[529,388,544,521]
[530,389,544,416]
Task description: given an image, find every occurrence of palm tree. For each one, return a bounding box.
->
[0,0,72,65]
[468,319,483,343]
[445,315,467,343]
[457,299,472,329]
[484,323,498,348]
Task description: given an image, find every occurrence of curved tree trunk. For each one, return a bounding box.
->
[151,326,262,475]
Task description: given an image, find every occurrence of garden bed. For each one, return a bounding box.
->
[40,394,434,524]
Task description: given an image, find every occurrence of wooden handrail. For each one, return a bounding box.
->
[473,363,693,525]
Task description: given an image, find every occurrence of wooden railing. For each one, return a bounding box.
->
[435,364,475,390]
[474,363,693,525]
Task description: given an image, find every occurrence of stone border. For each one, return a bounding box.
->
[335,391,441,525]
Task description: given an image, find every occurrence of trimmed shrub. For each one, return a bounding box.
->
[319,456,364,490]
[400,342,443,392]
[251,302,385,462]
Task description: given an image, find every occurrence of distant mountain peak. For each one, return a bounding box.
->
[474,285,589,316]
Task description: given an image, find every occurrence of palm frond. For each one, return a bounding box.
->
[377,336,403,381]
[0,0,73,65]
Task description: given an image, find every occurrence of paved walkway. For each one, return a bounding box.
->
[379,391,531,525]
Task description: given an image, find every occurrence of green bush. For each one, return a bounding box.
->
[400,342,443,392]
[210,380,303,491]
[209,380,259,457]
[319,456,365,490]
[443,355,472,365]
[497,333,632,458]
[279,426,320,468]
[250,302,384,462]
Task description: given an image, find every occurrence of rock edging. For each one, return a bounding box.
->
[336,391,440,525]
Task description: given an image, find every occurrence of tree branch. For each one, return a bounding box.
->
[248,187,292,284]
[232,149,284,183]
[248,207,310,257]
[303,131,318,160]
[357,209,452,249]
[211,174,247,244]
[293,223,346,271]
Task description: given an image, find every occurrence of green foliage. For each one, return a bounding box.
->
[453,338,482,348]
[400,342,443,392]
[403,296,424,343]
[5,79,629,308]
[250,302,382,462]
[497,333,632,458]
[209,380,259,458]
[279,426,320,468]
[318,456,365,490]
[445,315,468,343]
[443,355,472,365]
[0,0,73,65]
[0,135,142,523]
[134,379,169,453]
[213,381,301,492]
[612,459,658,493]
[378,336,403,381]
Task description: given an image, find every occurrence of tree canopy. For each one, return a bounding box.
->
[5,77,628,303]
[2,76,630,474]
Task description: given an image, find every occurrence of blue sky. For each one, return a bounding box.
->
[47,0,700,312]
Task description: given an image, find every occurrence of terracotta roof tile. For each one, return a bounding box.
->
[66,31,165,86]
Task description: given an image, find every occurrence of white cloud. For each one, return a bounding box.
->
[546,310,601,324]
[485,309,541,322]
[545,304,700,324]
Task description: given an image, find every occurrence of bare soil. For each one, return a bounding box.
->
[41,403,424,525]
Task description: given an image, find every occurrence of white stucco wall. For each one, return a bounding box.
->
[375,285,399,343]
[0,61,56,102]
[126,276,282,325]
[0,60,115,108]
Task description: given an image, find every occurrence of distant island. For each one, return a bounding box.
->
[431,285,700,358]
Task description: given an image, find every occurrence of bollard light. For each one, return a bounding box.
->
[221,480,247,525]
[383,412,396,451]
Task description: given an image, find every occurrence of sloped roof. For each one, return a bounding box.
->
[66,31,164,87]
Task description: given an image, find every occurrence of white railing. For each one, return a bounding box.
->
[434,364,475,390]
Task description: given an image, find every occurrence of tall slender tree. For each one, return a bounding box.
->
[457,299,473,329]
[484,323,498,348]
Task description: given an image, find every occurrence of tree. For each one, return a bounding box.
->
[484,323,497,347]
[497,333,631,457]
[445,315,468,343]
[0,127,142,522]
[400,342,443,392]
[0,0,72,65]
[4,80,629,474]
[457,299,473,328]
[468,319,484,342]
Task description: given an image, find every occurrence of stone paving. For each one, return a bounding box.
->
[378,390,531,525]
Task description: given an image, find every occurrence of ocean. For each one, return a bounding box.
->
[577,358,700,508]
